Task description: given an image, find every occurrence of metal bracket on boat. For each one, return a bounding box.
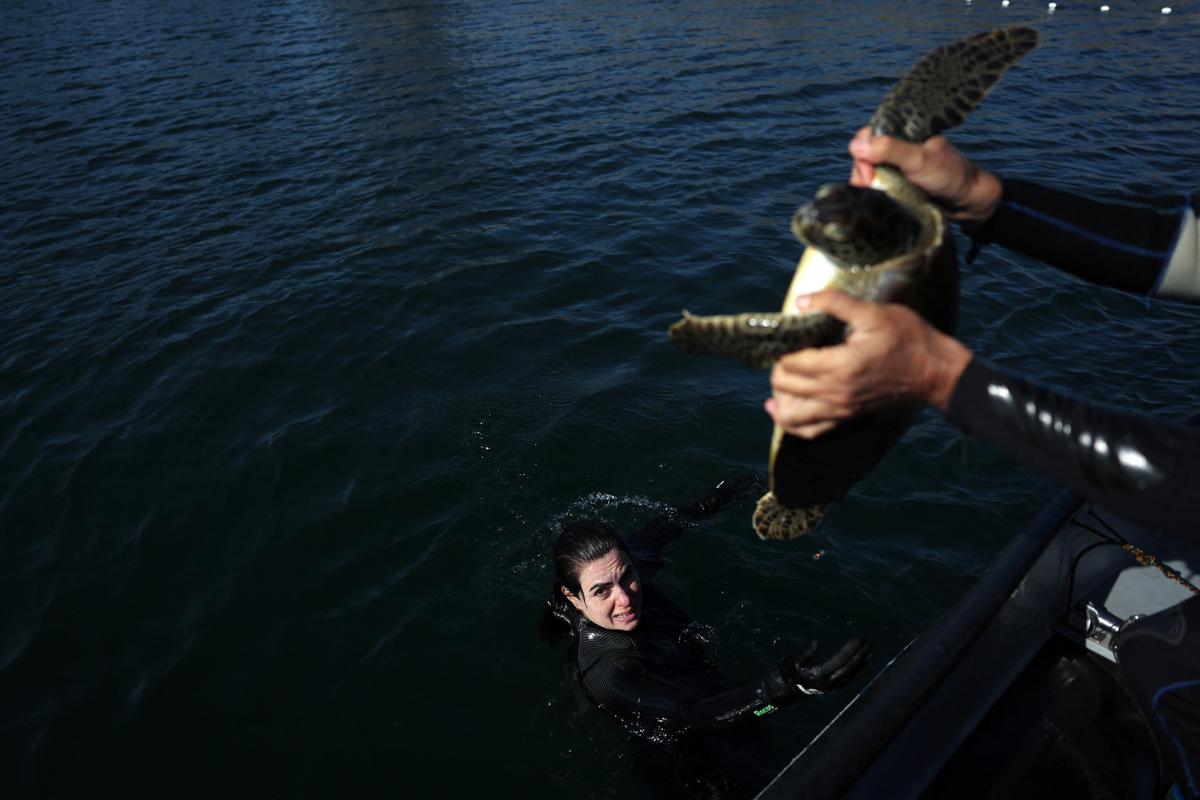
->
[1084,602,1123,652]
[1082,602,1143,660]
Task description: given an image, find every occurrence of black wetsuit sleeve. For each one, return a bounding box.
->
[964,179,1200,301]
[945,358,1200,536]
[628,514,689,563]
[586,653,795,728]
[629,476,763,561]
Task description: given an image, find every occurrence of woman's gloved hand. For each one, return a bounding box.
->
[781,637,871,695]
[685,474,766,517]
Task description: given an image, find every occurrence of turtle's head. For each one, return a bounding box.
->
[792,183,923,268]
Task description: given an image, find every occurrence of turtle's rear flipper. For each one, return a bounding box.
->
[668,310,845,370]
[763,402,923,539]
[753,492,826,540]
[869,26,1038,143]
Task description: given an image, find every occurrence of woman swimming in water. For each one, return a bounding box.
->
[544,477,870,734]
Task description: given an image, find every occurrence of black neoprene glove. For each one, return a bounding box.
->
[780,637,871,695]
[683,474,766,518]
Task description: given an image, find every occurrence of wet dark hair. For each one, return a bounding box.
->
[540,520,629,643]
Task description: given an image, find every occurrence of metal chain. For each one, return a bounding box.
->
[1074,507,1200,598]
[1120,543,1200,595]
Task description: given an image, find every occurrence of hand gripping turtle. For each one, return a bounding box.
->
[668,27,1039,540]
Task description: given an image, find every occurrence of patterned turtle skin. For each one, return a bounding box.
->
[668,27,1038,540]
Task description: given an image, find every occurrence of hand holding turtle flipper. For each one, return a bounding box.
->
[848,127,1002,224]
[781,637,871,695]
[766,290,973,439]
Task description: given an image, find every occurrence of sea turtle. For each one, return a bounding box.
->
[668,27,1039,540]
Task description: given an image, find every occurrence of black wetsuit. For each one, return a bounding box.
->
[561,505,815,799]
[949,179,1200,537]
[952,178,1200,796]
[1115,597,1200,800]
[567,513,795,733]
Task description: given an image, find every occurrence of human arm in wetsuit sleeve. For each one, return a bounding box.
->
[768,301,1200,532]
[964,179,1200,302]
[945,358,1200,537]
[628,475,765,563]
[585,638,871,728]
[846,130,1200,300]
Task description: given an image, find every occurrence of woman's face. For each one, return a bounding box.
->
[563,548,642,631]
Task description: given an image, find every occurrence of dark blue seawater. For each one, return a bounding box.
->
[3,0,1198,795]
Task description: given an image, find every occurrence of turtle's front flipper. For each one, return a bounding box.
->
[668,310,845,370]
[869,26,1038,143]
